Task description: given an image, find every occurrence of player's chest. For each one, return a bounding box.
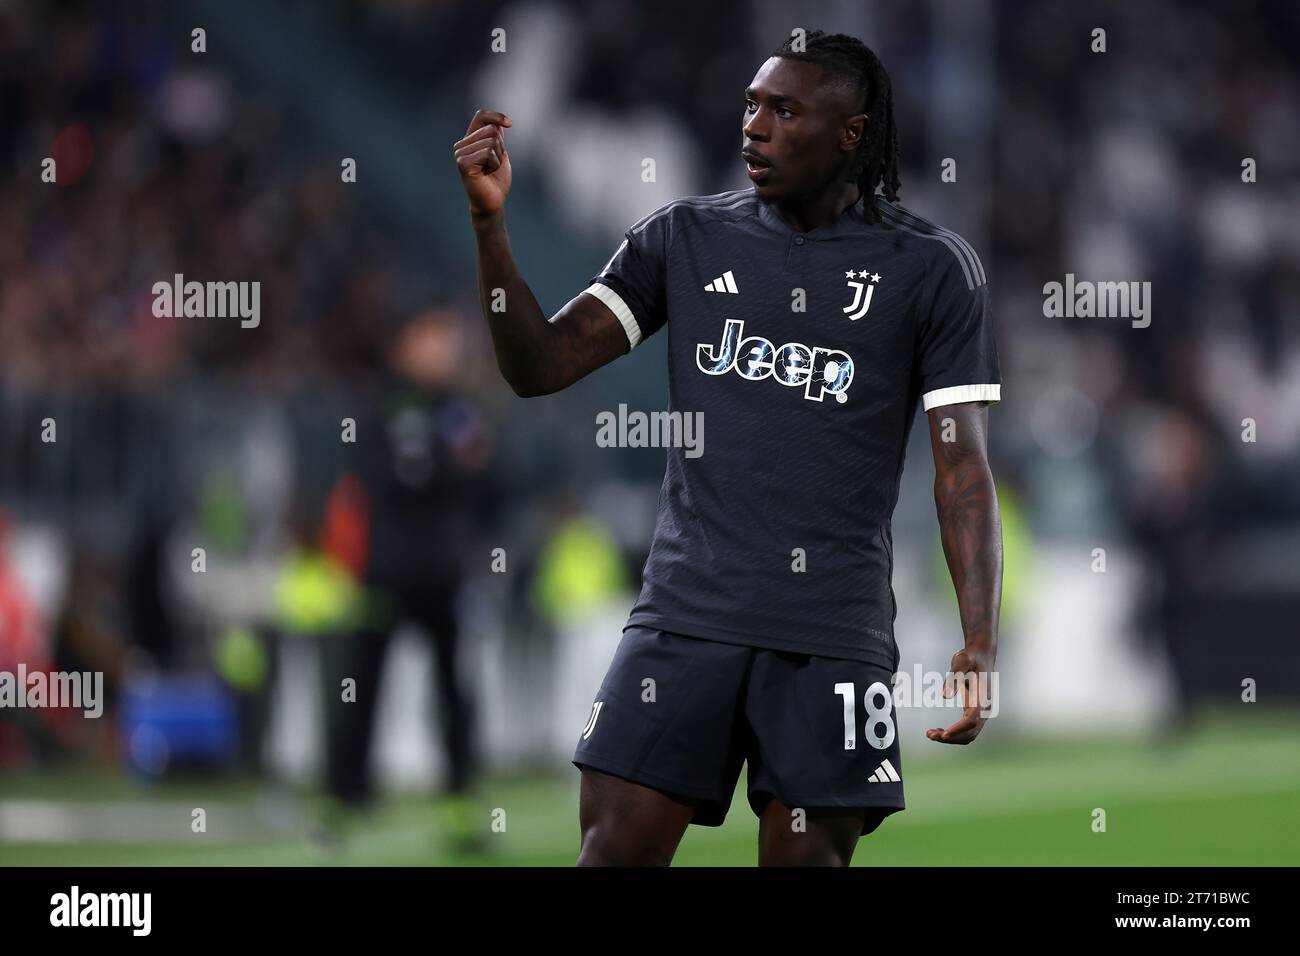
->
[668,246,921,368]
[666,252,925,406]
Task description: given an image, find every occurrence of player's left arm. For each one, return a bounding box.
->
[925,400,1001,745]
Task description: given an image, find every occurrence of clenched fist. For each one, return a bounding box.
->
[454,110,513,218]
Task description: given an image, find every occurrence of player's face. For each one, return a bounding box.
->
[742,57,864,200]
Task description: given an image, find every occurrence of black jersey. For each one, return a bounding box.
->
[584,188,1001,667]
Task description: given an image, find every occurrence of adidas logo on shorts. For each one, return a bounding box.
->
[867,759,901,783]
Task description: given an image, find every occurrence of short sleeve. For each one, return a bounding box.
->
[582,208,670,349]
[916,247,1001,411]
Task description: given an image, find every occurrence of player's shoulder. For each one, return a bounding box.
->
[870,197,987,291]
[628,188,761,238]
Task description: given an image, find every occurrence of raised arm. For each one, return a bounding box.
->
[455,110,630,397]
[925,400,1002,744]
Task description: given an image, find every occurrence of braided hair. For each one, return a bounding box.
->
[772,31,901,222]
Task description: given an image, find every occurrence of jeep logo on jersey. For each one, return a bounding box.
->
[696,319,854,403]
[843,268,882,321]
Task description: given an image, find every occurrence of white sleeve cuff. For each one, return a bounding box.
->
[922,383,1001,410]
[582,282,641,349]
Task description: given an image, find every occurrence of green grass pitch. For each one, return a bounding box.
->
[2,708,1296,866]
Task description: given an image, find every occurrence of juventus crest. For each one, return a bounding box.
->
[842,268,883,321]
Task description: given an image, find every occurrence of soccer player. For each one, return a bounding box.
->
[454,31,1002,866]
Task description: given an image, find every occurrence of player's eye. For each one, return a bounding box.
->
[744,99,757,113]
[776,107,793,118]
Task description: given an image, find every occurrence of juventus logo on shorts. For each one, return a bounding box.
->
[581,700,604,739]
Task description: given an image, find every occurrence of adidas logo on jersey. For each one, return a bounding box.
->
[704,270,739,294]
[696,319,854,403]
[867,759,901,783]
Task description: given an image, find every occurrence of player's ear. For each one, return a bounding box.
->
[843,113,867,152]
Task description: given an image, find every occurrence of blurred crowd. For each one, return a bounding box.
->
[1,0,1298,791]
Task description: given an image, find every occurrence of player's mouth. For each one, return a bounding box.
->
[742,149,772,182]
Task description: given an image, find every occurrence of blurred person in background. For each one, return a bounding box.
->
[1122,402,1239,736]
[320,306,497,850]
[0,510,50,766]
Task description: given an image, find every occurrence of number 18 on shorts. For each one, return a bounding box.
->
[573,628,905,834]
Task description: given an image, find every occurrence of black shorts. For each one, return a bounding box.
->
[572,625,905,836]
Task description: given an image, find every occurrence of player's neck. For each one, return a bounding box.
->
[767,181,862,233]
